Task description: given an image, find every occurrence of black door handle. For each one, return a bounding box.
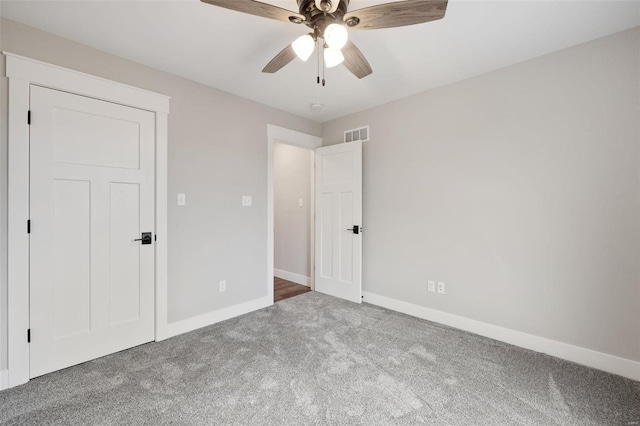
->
[134,232,153,245]
[346,225,360,235]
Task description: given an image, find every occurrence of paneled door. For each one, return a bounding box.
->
[314,141,362,303]
[29,86,156,378]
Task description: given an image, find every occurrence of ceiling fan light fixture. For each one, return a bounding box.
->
[292,34,316,62]
[324,47,344,68]
[324,23,348,50]
[203,0,450,82]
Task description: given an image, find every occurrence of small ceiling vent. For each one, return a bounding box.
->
[344,126,370,143]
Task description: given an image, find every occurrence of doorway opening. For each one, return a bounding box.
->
[266,125,322,304]
[273,143,314,302]
[266,124,363,306]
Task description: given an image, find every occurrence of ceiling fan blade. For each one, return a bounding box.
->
[342,40,372,79]
[200,0,305,24]
[344,0,447,30]
[263,44,298,74]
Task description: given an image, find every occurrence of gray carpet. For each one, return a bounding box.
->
[0,292,638,425]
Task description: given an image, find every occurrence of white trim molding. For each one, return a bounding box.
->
[165,296,272,338]
[274,269,311,287]
[269,125,323,150]
[154,112,170,341]
[4,52,169,113]
[266,124,322,304]
[7,75,30,389]
[308,150,315,291]
[4,52,170,389]
[0,370,8,391]
[363,292,640,381]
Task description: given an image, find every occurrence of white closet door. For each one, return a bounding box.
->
[29,86,155,378]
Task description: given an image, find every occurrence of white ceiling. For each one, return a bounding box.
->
[1,0,638,122]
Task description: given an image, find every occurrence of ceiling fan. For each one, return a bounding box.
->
[200,0,448,83]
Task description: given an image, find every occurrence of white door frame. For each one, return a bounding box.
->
[267,125,322,302]
[4,52,170,389]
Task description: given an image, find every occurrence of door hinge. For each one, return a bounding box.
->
[27,110,31,125]
[27,220,31,234]
[154,234,157,241]
[27,329,31,343]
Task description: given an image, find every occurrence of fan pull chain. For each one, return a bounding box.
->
[322,46,326,87]
[317,40,320,85]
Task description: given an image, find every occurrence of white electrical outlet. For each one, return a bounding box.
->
[177,193,186,206]
[437,282,446,294]
[219,280,227,292]
[428,280,436,293]
[242,196,252,207]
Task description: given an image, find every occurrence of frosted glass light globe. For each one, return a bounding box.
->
[292,34,316,62]
[324,24,348,50]
[324,48,344,68]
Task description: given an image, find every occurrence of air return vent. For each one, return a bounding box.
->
[344,126,370,143]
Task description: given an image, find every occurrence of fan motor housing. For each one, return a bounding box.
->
[297,0,349,32]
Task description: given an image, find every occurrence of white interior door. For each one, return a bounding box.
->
[314,141,362,303]
[29,86,156,378]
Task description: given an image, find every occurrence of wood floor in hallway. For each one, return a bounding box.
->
[274,277,311,302]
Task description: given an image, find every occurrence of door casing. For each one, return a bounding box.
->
[4,52,170,389]
[267,125,322,302]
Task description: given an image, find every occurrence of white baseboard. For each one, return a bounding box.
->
[274,269,310,287]
[363,291,640,381]
[165,296,272,339]
[0,370,8,391]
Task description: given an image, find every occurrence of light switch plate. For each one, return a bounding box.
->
[298,198,304,207]
[177,193,186,206]
[242,196,252,207]
[428,280,436,293]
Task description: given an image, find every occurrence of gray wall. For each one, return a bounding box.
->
[322,27,640,362]
[274,143,311,279]
[0,18,321,369]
